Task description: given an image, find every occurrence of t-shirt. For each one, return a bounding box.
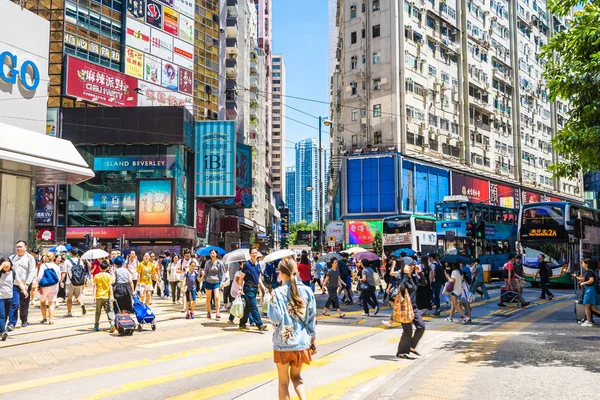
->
[114,268,130,284]
[94,272,112,299]
[137,261,157,286]
[514,262,524,277]
[65,258,82,285]
[298,263,311,282]
[241,260,261,286]
[184,271,200,289]
[338,260,350,280]
[10,253,36,286]
[506,261,516,280]
[161,257,171,276]
[204,259,225,284]
[167,262,183,282]
[474,264,484,283]
[326,268,341,289]
[0,269,17,299]
[584,269,596,287]
[36,262,61,289]
[125,259,139,280]
[538,261,551,280]
[362,267,375,286]
[451,269,463,296]
[461,265,472,285]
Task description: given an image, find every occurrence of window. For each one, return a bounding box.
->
[351,31,357,44]
[374,131,382,144]
[351,109,358,121]
[373,52,381,64]
[372,25,380,38]
[351,4,357,18]
[351,56,358,69]
[373,0,380,11]
[350,81,357,95]
[373,104,381,117]
[273,73,280,77]
[273,80,280,84]
[373,78,381,90]
[273,58,280,63]
[429,65,437,76]
[273,65,281,70]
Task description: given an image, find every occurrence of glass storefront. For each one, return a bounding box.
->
[68,144,194,227]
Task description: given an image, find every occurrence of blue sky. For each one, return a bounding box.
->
[272,0,330,168]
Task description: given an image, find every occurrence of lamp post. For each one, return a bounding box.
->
[319,117,332,254]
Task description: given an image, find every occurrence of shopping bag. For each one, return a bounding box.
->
[392,289,414,324]
[261,292,272,314]
[231,295,245,319]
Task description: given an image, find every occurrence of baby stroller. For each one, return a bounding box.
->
[133,295,157,331]
[500,284,521,306]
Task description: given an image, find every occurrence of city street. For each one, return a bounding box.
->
[0,285,593,400]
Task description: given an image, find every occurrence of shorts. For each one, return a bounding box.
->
[450,292,459,298]
[39,287,58,303]
[139,284,154,293]
[66,284,83,298]
[273,349,312,367]
[186,290,197,302]
[204,281,220,291]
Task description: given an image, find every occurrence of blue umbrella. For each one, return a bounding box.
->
[440,254,472,265]
[195,246,226,257]
[49,245,72,253]
[391,248,416,257]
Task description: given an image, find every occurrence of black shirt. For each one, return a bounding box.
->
[338,260,350,280]
[584,269,596,287]
[538,261,550,281]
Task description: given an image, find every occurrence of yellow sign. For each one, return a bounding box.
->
[528,228,557,237]
[125,47,144,79]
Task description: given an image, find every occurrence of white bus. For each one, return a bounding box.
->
[382,214,437,255]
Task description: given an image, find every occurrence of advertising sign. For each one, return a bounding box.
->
[173,0,194,17]
[64,33,121,63]
[451,172,489,203]
[137,179,174,225]
[143,54,162,85]
[67,226,196,240]
[158,0,174,6]
[161,60,178,90]
[217,143,253,208]
[146,0,163,28]
[150,28,173,61]
[179,14,194,43]
[93,156,175,171]
[382,232,412,246]
[489,182,520,209]
[220,216,239,233]
[173,38,193,70]
[326,221,344,242]
[195,121,236,198]
[65,56,138,107]
[92,193,136,208]
[280,209,290,236]
[520,226,567,241]
[178,67,193,95]
[125,18,151,53]
[163,7,179,36]
[196,201,207,236]
[522,190,543,205]
[34,186,55,226]
[46,108,58,136]
[37,228,55,242]
[136,80,193,113]
[127,0,145,21]
[125,47,144,78]
[346,220,383,247]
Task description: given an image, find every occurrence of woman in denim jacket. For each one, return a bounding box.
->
[268,257,316,400]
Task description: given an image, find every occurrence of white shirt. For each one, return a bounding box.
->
[125,258,139,280]
[167,261,183,282]
[10,252,36,286]
[451,269,463,296]
[65,257,81,285]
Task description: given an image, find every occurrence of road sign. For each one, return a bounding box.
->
[328,236,336,243]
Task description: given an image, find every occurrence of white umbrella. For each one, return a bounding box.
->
[222,249,263,264]
[263,249,295,263]
[343,247,368,255]
[81,249,109,260]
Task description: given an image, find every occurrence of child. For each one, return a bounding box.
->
[183,260,201,319]
[93,260,115,332]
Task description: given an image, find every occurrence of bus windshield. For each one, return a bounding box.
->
[522,243,565,265]
[522,205,565,226]
[383,218,411,234]
[414,218,436,232]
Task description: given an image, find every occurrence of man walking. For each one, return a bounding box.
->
[429,254,446,315]
[8,240,36,330]
[536,254,554,301]
[470,258,490,300]
[339,255,354,305]
[498,254,530,308]
[237,248,268,332]
[64,248,87,317]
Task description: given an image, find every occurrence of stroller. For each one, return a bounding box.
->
[133,295,157,331]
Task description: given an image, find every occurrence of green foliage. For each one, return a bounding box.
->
[541,0,600,177]
[372,230,383,257]
[289,220,319,245]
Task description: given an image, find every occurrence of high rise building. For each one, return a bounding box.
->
[271,55,286,199]
[295,138,319,224]
[329,0,581,219]
[285,167,297,223]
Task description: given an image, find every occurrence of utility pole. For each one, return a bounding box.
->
[318,116,323,254]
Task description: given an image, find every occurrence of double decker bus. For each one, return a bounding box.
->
[382,214,437,255]
[518,202,600,285]
[435,196,519,275]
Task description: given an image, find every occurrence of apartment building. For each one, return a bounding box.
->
[271,55,286,200]
[329,0,580,218]
[295,138,320,224]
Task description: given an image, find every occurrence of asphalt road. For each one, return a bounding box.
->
[0,285,593,400]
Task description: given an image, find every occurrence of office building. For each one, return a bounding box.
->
[329,0,581,219]
[271,55,286,199]
[285,167,297,223]
[295,138,319,224]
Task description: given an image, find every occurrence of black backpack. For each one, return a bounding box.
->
[432,261,446,283]
[69,258,86,286]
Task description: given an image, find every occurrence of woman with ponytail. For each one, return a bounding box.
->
[268,257,317,400]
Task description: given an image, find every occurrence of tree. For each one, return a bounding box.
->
[289,220,319,246]
[372,230,383,257]
[541,0,600,177]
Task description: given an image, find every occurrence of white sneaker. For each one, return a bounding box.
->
[582,321,594,327]
[382,320,392,328]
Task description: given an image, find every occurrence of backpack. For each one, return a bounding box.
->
[39,263,59,287]
[69,258,86,286]
[461,266,472,286]
[262,262,276,285]
[432,262,446,283]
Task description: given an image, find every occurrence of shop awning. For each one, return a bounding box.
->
[0,122,94,184]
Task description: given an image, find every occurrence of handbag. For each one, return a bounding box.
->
[392,289,414,324]
[231,295,245,318]
[443,280,454,295]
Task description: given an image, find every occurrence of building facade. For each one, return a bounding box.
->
[295,139,319,224]
[285,167,297,223]
[329,0,581,219]
[271,55,286,200]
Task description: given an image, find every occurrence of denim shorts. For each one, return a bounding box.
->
[186,290,197,302]
[204,281,220,291]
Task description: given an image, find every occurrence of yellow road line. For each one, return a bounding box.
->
[136,332,237,349]
[293,363,406,400]
[167,354,339,400]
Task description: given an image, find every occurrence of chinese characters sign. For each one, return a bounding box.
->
[92,193,136,208]
[346,220,383,247]
[125,47,144,78]
[65,57,137,107]
[137,179,174,225]
[451,172,489,203]
[489,182,520,209]
[195,121,236,197]
[136,80,193,113]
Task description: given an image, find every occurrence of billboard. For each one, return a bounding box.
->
[136,80,193,113]
[93,156,175,171]
[489,182,520,209]
[92,193,136,208]
[125,18,151,52]
[37,228,55,242]
[146,0,163,28]
[127,0,146,21]
[522,190,544,205]
[46,108,58,136]
[163,7,178,36]
[34,186,55,226]
[217,143,253,208]
[144,54,162,84]
[195,121,236,197]
[65,56,138,107]
[179,14,194,43]
[173,39,193,70]
[150,28,173,61]
[346,220,383,247]
[125,47,144,78]
[196,200,207,236]
[137,179,174,225]
[220,216,239,233]
[451,172,489,203]
[161,60,178,90]
[326,221,345,242]
[178,67,193,95]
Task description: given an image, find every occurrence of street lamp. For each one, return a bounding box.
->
[318,117,332,254]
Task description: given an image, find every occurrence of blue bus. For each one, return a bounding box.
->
[518,201,600,285]
[435,196,519,275]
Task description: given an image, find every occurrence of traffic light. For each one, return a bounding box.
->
[466,222,474,237]
[476,222,486,239]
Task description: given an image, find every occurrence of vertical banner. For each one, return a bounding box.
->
[137,179,174,225]
[195,121,236,197]
[196,200,207,236]
[489,182,520,209]
[46,108,59,136]
[451,172,489,203]
[34,186,56,226]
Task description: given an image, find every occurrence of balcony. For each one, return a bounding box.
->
[226,18,238,38]
[227,0,238,17]
[226,58,237,78]
[248,131,257,146]
[249,91,258,101]
[226,101,238,119]
[226,79,237,91]
[249,115,258,127]
[226,38,238,54]
[250,76,258,89]
[249,100,258,117]
[250,59,257,73]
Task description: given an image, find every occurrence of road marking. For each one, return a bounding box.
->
[167,354,339,400]
[293,363,406,400]
[86,325,394,399]
[136,331,237,349]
